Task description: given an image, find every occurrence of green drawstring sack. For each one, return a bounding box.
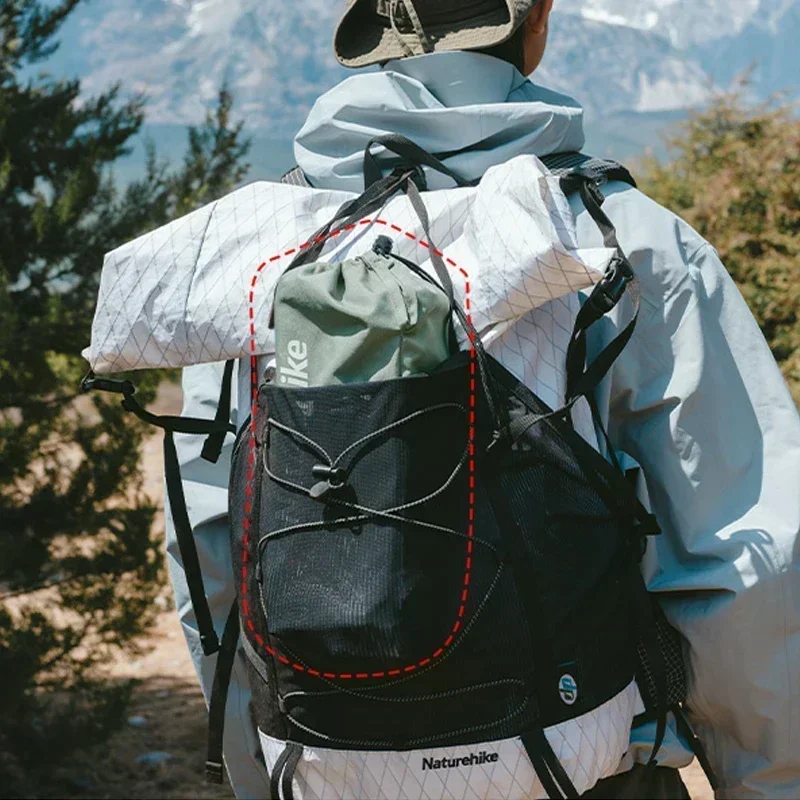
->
[273,245,452,388]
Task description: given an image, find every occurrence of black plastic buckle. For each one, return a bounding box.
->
[587,255,634,316]
[205,760,224,785]
[638,513,661,537]
[200,630,221,657]
[391,163,427,192]
[80,371,135,396]
[563,168,607,201]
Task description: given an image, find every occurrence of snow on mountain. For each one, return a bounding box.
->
[555,0,799,100]
[540,12,713,116]
[49,0,796,158]
[66,0,345,136]
[691,0,800,99]
[557,0,762,48]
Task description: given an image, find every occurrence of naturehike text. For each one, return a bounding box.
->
[422,751,499,771]
[280,340,308,387]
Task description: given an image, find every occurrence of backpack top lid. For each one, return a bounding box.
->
[83,152,620,376]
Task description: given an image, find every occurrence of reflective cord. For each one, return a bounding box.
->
[257,411,496,560]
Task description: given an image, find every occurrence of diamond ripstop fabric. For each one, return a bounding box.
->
[82,154,615,375]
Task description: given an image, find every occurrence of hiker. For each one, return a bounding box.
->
[100,0,798,797]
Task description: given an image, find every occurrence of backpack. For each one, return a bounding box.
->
[83,136,716,799]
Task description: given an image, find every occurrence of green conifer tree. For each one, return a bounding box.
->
[0,2,250,790]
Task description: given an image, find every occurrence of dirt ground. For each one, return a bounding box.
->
[46,382,713,799]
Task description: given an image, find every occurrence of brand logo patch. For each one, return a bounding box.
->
[421,751,499,771]
[279,340,309,387]
[558,674,578,705]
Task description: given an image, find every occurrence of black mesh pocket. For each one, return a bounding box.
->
[256,366,492,676]
[635,600,688,716]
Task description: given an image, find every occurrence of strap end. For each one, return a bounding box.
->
[200,630,221,656]
[205,761,224,785]
[201,434,225,464]
[81,371,135,396]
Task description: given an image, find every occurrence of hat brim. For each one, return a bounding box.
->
[334,2,517,69]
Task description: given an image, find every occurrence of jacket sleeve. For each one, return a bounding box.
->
[578,186,800,799]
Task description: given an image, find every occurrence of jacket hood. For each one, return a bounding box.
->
[294,51,585,193]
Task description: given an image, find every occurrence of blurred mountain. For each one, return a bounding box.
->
[43,0,798,179]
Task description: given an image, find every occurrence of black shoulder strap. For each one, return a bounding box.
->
[538,153,639,407]
[281,150,640,432]
[539,152,636,193]
[281,151,636,194]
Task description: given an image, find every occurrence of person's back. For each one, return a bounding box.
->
[167,1,800,797]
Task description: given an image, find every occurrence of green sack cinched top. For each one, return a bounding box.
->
[273,238,451,387]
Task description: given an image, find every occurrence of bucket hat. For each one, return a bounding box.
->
[334,0,539,68]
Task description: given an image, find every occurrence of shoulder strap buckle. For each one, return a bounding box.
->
[588,255,634,316]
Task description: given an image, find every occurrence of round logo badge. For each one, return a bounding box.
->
[558,674,578,705]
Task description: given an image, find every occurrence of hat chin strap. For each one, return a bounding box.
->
[389,0,433,57]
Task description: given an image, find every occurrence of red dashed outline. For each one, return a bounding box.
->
[242,217,475,681]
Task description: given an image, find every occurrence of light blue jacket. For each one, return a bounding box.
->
[169,52,800,798]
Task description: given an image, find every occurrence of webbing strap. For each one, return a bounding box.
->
[587,391,624,474]
[564,178,639,405]
[403,180,508,433]
[120,387,232,656]
[527,743,566,800]
[522,728,579,799]
[201,359,236,464]
[282,152,636,193]
[163,429,219,655]
[673,703,719,790]
[271,167,415,295]
[363,133,475,190]
[205,599,240,784]
[269,743,303,800]
[404,180,455,306]
[540,152,637,192]
[282,746,302,800]
[269,744,293,800]
[81,372,237,655]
